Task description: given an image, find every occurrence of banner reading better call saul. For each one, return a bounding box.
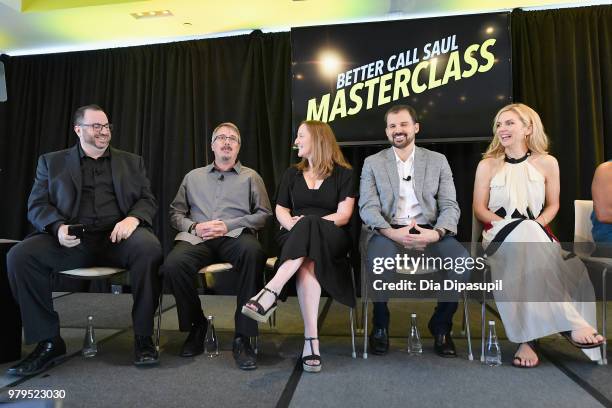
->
[291,12,512,144]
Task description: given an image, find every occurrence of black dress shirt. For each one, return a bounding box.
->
[75,144,122,232]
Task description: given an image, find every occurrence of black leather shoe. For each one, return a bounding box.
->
[369,328,389,355]
[433,333,457,358]
[180,323,207,357]
[134,335,159,366]
[6,337,66,377]
[232,336,257,370]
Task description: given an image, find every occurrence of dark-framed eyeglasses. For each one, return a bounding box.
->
[79,123,113,132]
[214,134,240,144]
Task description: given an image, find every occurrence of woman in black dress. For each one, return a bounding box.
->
[242,120,356,372]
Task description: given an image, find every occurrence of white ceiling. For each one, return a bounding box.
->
[0,0,607,56]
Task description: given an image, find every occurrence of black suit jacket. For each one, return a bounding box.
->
[27,144,157,234]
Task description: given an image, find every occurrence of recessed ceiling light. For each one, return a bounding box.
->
[130,10,174,19]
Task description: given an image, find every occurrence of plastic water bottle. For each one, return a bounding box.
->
[82,315,98,358]
[204,315,219,358]
[408,313,423,354]
[484,321,502,366]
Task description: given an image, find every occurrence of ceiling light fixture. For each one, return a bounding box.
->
[130,10,174,19]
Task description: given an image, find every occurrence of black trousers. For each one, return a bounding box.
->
[6,228,163,344]
[366,233,472,335]
[161,232,265,337]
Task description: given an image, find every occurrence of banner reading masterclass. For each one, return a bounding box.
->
[291,12,512,144]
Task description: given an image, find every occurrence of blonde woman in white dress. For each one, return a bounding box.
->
[473,103,604,368]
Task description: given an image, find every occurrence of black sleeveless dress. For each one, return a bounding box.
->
[274,165,356,307]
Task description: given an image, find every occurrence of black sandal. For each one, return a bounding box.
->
[302,337,321,373]
[512,340,539,368]
[560,331,605,349]
[241,287,279,323]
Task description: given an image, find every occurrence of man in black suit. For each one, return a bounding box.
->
[6,104,162,375]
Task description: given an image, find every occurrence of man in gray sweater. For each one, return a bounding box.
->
[161,122,272,370]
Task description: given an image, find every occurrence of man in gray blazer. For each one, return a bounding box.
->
[359,105,470,358]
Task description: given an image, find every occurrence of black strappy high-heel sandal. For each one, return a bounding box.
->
[302,337,321,373]
[241,287,279,323]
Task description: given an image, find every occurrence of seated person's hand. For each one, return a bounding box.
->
[382,223,411,246]
[402,222,439,250]
[195,220,228,239]
[57,224,81,248]
[286,215,304,231]
[110,216,140,243]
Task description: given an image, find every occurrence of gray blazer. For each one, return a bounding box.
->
[358,146,460,236]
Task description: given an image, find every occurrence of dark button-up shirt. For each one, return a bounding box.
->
[76,144,122,231]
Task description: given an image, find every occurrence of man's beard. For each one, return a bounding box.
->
[218,149,234,162]
[391,133,412,148]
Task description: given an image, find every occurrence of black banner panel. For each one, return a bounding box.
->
[291,12,512,144]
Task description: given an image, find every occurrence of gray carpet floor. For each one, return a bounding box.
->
[0,294,610,408]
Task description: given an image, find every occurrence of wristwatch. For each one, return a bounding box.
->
[434,227,446,240]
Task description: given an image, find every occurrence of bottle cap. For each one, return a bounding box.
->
[411,313,417,318]
[488,320,495,325]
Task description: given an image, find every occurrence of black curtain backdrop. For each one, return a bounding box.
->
[0,5,610,253]
[512,5,612,240]
[0,31,292,252]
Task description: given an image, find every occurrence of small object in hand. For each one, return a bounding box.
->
[68,224,86,238]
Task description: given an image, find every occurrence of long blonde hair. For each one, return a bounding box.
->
[483,103,549,159]
[295,120,352,178]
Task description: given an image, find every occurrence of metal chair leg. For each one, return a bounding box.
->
[357,300,367,335]
[349,308,356,358]
[461,299,467,336]
[363,298,369,359]
[480,267,487,362]
[480,300,486,363]
[600,267,608,365]
[251,335,259,355]
[356,304,363,333]
[264,262,277,330]
[350,264,362,334]
[463,290,473,361]
[155,291,163,351]
[269,309,277,330]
